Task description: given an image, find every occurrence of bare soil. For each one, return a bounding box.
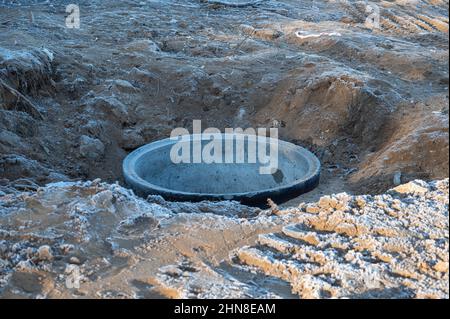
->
[1,0,448,200]
[0,0,448,298]
[0,178,447,298]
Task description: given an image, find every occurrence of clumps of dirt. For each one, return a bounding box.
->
[0,47,54,119]
[0,179,170,297]
[0,179,266,298]
[153,179,449,299]
[0,178,447,298]
[0,47,54,96]
[0,46,67,190]
[0,154,66,194]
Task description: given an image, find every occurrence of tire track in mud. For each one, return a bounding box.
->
[337,0,449,34]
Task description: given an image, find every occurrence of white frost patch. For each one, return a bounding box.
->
[295,30,342,39]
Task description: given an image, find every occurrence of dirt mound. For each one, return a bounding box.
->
[0,179,447,298]
[232,180,449,298]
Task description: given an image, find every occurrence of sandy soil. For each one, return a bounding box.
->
[0,0,449,298]
[0,178,447,298]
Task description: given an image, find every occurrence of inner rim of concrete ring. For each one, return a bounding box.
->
[122,134,321,203]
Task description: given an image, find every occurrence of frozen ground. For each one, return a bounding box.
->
[0,178,448,298]
[0,0,449,298]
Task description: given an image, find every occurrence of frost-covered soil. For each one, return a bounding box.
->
[0,178,448,298]
[0,0,449,299]
[1,0,449,201]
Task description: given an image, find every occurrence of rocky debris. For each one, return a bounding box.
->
[0,155,68,193]
[0,180,172,297]
[79,135,105,160]
[127,67,159,87]
[69,257,81,265]
[0,179,280,298]
[107,79,138,94]
[120,129,145,150]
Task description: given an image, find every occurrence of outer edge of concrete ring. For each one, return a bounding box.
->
[123,134,321,207]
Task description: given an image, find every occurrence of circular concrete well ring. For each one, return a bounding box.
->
[123,134,320,206]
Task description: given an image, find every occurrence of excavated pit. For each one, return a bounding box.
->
[1,40,447,204]
[0,0,448,205]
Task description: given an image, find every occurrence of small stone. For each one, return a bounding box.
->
[334,202,347,211]
[433,261,449,273]
[79,135,105,160]
[128,67,158,85]
[393,181,428,195]
[383,208,399,218]
[91,190,114,208]
[372,251,393,263]
[354,196,366,208]
[69,257,81,265]
[335,223,358,237]
[302,233,320,246]
[124,39,161,53]
[393,171,402,185]
[110,79,137,93]
[37,245,53,261]
[375,200,388,209]
[120,129,145,150]
[305,205,320,214]
[318,196,338,209]
[88,96,129,123]
[391,199,402,211]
